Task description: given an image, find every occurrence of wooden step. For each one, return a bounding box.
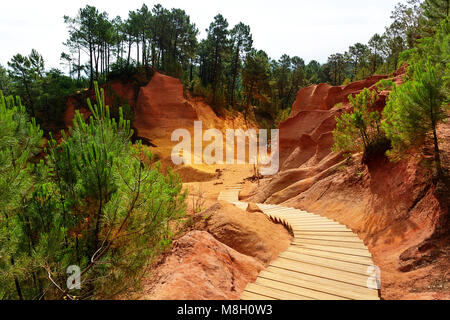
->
[264,267,379,300]
[294,231,356,236]
[279,251,369,275]
[254,276,347,300]
[293,235,364,243]
[292,243,372,258]
[240,290,275,300]
[286,246,373,265]
[292,226,350,231]
[292,239,367,249]
[270,257,369,287]
[244,283,314,300]
[258,270,375,300]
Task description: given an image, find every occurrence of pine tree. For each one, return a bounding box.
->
[242,50,270,121]
[206,14,230,105]
[0,92,43,299]
[423,0,450,24]
[382,61,447,176]
[229,22,253,107]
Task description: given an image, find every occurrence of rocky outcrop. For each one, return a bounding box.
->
[290,75,387,114]
[139,231,264,300]
[193,202,292,265]
[134,72,198,140]
[133,72,254,141]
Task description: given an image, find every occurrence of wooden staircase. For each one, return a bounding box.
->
[218,185,380,300]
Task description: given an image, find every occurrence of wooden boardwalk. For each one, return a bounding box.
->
[218,185,380,300]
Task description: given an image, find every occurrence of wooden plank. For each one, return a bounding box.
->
[255,277,347,300]
[293,235,364,243]
[273,216,332,222]
[292,243,372,258]
[286,219,334,224]
[270,257,369,287]
[286,218,342,223]
[279,251,369,275]
[265,210,316,216]
[290,222,346,227]
[290,222,344,227]
[285,218,338,222]
[286,246,373,266]
[292,239,367,249]
[255,273,348,300]
[258,271,372,300]
[240,290,275,300]
[292,227,351,232]
[295,231,356,236]
[245,283,314,300]
[262,208,293,213]
[268,211,309,216]
[263,206,296,209]
[285,219,340,224]
[292,226,350,232]
[263,267,379,300]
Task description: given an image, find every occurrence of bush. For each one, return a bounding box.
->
[375,79,395,91]
[332,88,385,159]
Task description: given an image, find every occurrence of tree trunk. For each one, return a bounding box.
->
[127,39,132,66]
[11,256,23,300]
[142,34,146,65]
[231,48,240,107]
[77,47,81,83]
[137,41,140,66]
[89,37,94,88]
[22,76,35,117]
[213,47,219,104]
[245,83,253,122]
[430,97,443,177]
[373,49,377,73]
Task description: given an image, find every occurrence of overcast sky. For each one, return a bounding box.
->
[0,0,399,70]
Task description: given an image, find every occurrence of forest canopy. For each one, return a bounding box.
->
[4,1,446,131]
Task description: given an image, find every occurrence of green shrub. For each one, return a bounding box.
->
[375,79,395,91]
[332,88,385,161]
